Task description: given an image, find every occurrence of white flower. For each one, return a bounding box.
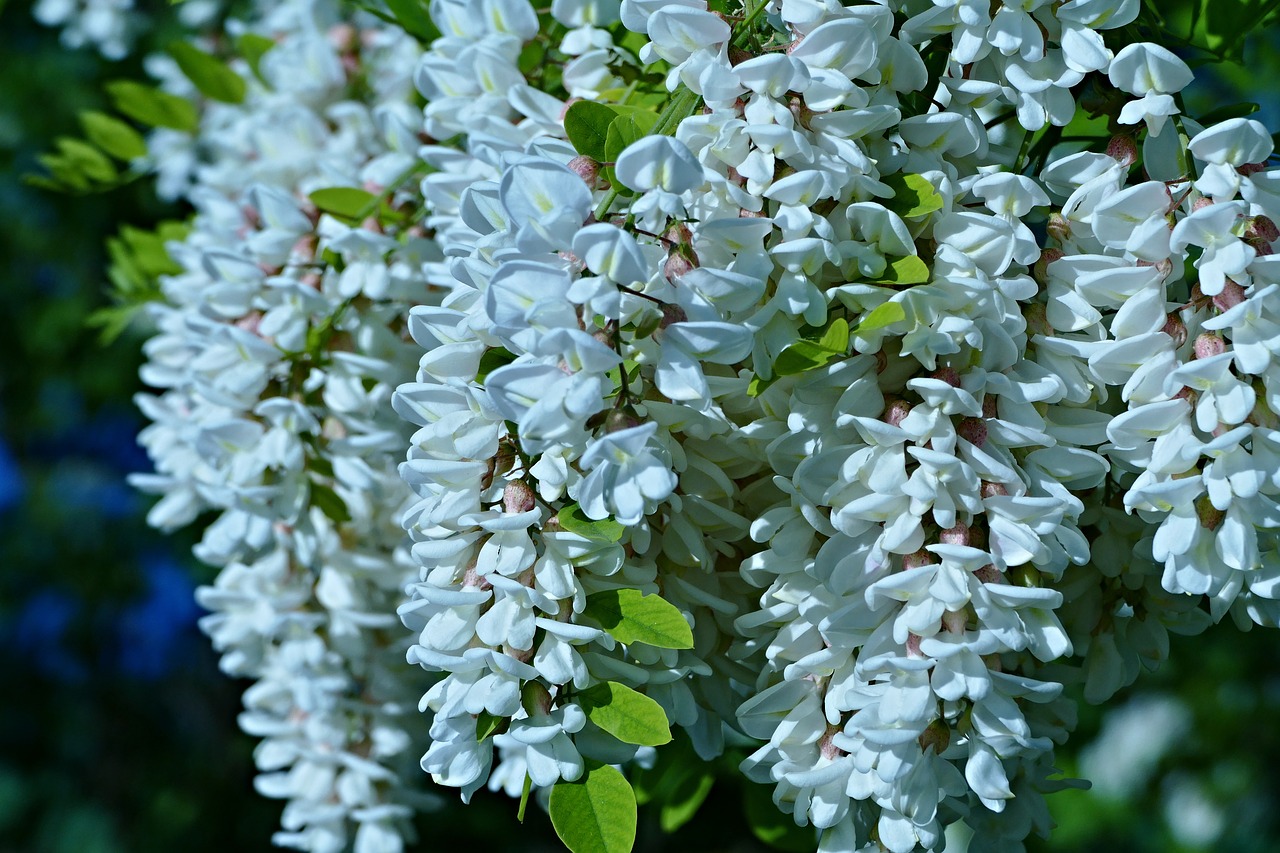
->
[577,422,677,524]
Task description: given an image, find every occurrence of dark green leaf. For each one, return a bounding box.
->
[476,712,506,741]
[744,781,815,852]
[549,764,637,853]
[311,484,351,524]
[557,502,625,542]
[476,347,517,382]
[384,0,441,42]
[79,111,147,160]
[577,682,672,747]
[105,81,199,132]
[659,771,713,833]
[564,100,620,161]
[583,589,693,650]
[1198,101,1261,125]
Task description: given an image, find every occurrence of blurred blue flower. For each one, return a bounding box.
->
[115,555,200,680]
[10,589,87,682]
[0,437,22,512]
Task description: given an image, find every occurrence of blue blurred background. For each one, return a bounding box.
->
[2,1,1280,851]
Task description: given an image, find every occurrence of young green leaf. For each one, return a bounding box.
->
[576,682,672,747]
[475,712,506,741]
[549,764,637,853]
[105,81,199,132]
[45,137,118,184]
[882,172,944,219]
[168,42,247,104]
[772,318,849,376]
[79,111,147,161]
[853,301,907,335]
[583,589,694,649]
[309,187,378,223]
[869,255,930,286]
[557,502,625,543]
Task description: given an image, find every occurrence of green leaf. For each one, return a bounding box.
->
[384,0,441,42]
[744,781,814,852]
[311,483,351,524]
[79,111,147,160]
[476,712,505,741]
[476,347,517,382]
[853,301,907,335]
[309,187,378,223]
[45,138,118,184]
[746,374,776,397]
[237,33,276,84]
[659,771,714,833]
[518,772,533,823]
[882,172,943,219]
[105,81,199,132]
[564,100,621,161]
[583,589,693,650]
[169,41,247,103]
[577,682,672,747]
[869,255,930,286]
[557,502,625,542]
[549,764,637,853]
[1198,101,1261,125]
[603,111,660,192]
[772,318,848,376]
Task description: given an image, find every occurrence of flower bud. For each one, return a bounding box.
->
[521,681,553,717]
[940,523,970,546]
[1047,212,1071,243]
[1033,248,1064,284]
[958,417,987,447]
[1024,302,1051,336]
[1163,313,1188,347]
[659,303,688,329]
[1106,134,1139,166]
[1196,495,1224,531]
[1212,280,1247,313]
[664,251,696,281]
[918,718,952,755]
[605,409,642,433]
[902,549,937,570]
[882,397,912,427]
[980,481,1008,498]
[931,366,962,388]
[1194,332,1226,359]
[503,480,536,514]
[567,155,602,188]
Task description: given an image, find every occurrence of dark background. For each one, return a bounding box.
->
[1,1,1279,851]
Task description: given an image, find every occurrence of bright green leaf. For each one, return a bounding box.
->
[853,301,907,335]
[577,682,672,747]
[557,502,625,543]
[549,764,637,853]
[79,111,147,161]
[309,187,378,223]
[869,255,930,286]
[583,589,694,650]
[168,42,247,103]
[237,33,276,84]
[50,137,118,184]
[105,81,199,132]
[882,172,943,219]
[772,318,849,376]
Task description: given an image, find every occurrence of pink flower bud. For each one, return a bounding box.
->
[1194,332,1226,359]
[567,155,602,188]
[1106,134,1139,166]
[958,417,987,447]
[1212,280,1247,313]
[940,523,970,546]
[882,397,912,427]
[1163,313,1188,348]
[503,480,536,514]
[902,549,937,570]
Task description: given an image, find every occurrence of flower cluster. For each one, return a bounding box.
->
[56,0,1280,850]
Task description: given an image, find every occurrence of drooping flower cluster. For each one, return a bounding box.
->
[55,0,1280,850]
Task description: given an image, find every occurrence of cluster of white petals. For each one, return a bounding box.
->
[66,0,1280,849]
